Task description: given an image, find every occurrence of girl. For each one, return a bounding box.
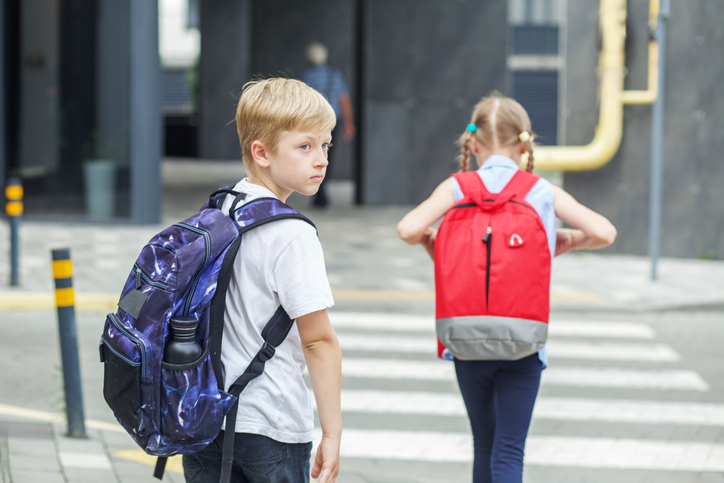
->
[397,92,616,483]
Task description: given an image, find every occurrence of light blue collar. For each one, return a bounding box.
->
[479,155,519,170]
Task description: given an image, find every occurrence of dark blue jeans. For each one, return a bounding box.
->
[182,431,312,483]
[454,354,542,483]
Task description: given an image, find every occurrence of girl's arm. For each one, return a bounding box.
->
[397,178,456,246]
[297,309,341,483]
[553,185,617,256]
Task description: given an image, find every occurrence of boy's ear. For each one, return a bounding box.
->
[250,140,271,169]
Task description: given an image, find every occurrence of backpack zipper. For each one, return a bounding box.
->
[174,222,212,316]
[482,226,492,309]
[133,263,170,291]
[107,312,147,376]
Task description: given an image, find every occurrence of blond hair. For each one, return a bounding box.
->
[458,91,536,172]
[236,78,336,171]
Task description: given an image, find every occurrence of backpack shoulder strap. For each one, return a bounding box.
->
[499,169,540,200]
[233,197,316,234]
[451,170,491,200]
[208,197,314,388]
[219,306,295,483]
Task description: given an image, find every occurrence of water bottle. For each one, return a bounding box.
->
[164,316,203,365]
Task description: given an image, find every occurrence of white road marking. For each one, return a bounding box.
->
[337,333,679,361]
[342,358,709,390]
[542,367,709,391]
[545,341,680,361]
[336,390,724,426]
[313,430,724,471]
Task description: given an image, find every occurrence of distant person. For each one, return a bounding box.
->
[397,92,616,483]
[182,78,342,483]
[302,42,356,208]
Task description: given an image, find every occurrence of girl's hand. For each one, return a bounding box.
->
[421,227,437,260]
[552,186,616,250]
[555,228,576,257]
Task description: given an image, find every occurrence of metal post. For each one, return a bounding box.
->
[649,0,670,280]
[6,177,22,286]
[0,0,6,192]
[51,248,87,438]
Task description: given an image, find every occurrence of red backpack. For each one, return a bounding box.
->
[434,169,551,360]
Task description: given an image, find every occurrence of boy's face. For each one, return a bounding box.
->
[262,129,331,200]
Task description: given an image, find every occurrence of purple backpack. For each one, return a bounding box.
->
[99,187,313,482]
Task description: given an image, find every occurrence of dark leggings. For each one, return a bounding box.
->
[454,354,542,483]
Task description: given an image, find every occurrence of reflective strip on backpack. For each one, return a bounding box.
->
[436,315,547,361]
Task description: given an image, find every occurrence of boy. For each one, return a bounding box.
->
[182,78,342,483]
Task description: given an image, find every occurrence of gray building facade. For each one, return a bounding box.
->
[1,0,162,224]
[563,0,724,258]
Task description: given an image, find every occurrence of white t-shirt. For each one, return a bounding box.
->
[219,179,334,443]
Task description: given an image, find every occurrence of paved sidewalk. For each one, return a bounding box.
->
[2,160,724,482]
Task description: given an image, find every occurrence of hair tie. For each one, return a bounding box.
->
[466,123,477,133]
[518,131,530,143]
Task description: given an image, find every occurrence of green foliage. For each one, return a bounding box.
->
[696,249,717,260]
[50,364,66,414]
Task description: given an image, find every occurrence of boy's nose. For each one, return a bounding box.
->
[315,150,329,167]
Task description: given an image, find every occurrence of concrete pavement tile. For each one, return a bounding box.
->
[7,439,56,457]
[55,433,106,454]
[113,458,179,483]
[10,469,66,483]
[58,451,111,470]
[6,422,53,440]
[63,467,117,482]
[9,454,61,472]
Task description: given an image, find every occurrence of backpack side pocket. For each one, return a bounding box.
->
[155,352,236,455]
[100,313,151,443]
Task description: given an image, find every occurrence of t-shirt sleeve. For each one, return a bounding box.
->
[272,226,334,320]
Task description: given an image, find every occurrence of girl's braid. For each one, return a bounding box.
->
[459,131,473,172]
[525,139,535,172]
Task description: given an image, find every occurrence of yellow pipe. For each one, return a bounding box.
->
[533,0,659,172]
[621,0,659,104]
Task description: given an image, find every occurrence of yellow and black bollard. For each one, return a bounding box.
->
[51,248,87,438]
[6,177,22,286]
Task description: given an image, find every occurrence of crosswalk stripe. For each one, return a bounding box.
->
[542,367,709,391]
[342,358,709,390]
[336,390,724,426]
[548,321,655,339]
[534,397,724,425]
[315,429,724,471]
[525,436,724,472]
[331,312,655,339]
[545,341,680,361]
[337,334,679,361]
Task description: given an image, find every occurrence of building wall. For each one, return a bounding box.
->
[250,0,356,180]
[362,0,507,204]
[562,0,724,258]
[198,0,507,197]
[198,0,252,160]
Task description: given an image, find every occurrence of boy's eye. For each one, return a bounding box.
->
[323,143,332,150]
[300,144,310,150]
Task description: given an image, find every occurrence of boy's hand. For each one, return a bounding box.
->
[312,434,340,482]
